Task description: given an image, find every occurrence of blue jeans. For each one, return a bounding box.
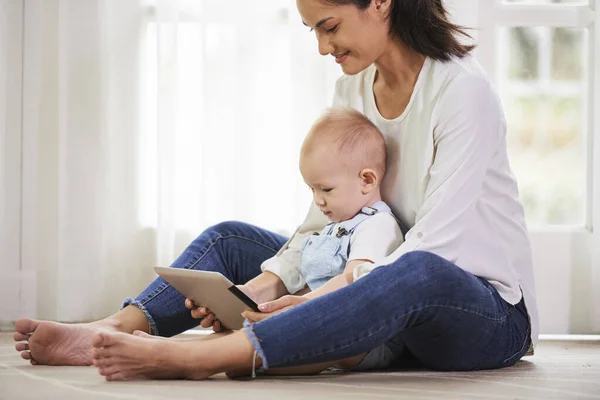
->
[125,221,531,371]
[122,221,288,337]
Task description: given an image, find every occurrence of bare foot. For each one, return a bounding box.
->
[133,330,234,342]
[225,368,253,379]
[13,319,119,366]
[132,330,159,339]
[91,331,212,381]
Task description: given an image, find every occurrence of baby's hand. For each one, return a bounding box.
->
[184,298,225,332]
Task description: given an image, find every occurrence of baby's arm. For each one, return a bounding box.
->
[301,213,402,299]
[343,259,373,284]
[302,259,373,301]
[347,213,404,283]
[302,274,347,300]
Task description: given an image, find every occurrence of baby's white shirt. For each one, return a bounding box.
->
[333,212,404,264]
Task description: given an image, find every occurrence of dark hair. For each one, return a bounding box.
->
[323,0,475,61]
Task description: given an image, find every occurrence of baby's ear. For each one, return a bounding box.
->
[359,168,379,193]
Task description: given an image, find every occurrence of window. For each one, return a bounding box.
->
[465,0,600,333]
[500,25,588,225]
[474,0,597,228]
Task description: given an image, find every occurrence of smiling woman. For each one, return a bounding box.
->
[298,0,474,75]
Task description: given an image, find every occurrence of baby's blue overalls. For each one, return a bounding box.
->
[300,201,393,291]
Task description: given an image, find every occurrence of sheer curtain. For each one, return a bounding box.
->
[1,0,338,325]
[0,0,24,328]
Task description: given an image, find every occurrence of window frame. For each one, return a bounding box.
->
[476,0,598,232]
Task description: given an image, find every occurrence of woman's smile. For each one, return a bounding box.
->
[334,51,350,64]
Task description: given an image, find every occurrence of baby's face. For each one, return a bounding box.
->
[300,148,367,222]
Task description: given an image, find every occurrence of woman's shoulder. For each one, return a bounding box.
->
[427,55,503,116]
[429,55,495,95]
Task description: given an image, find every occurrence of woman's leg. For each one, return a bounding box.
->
[90,251,531,380]
[14,221,288,366]
[121,221,288,337]
[247,250,530,372]
[92,330,366,380]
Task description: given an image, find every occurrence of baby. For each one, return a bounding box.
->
[299,108,404,292]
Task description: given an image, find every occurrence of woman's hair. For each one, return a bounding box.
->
[322,0,475,61]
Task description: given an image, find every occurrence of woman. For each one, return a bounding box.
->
[14,0,537,380]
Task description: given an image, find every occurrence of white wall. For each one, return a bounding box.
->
[0,0,23,327]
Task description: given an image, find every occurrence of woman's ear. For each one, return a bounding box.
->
[359,168,379,195]
[374,0,391,13]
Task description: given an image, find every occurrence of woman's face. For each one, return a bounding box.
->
[296,0,391,75]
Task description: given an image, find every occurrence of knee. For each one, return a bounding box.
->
[390,251,448,274]
[384,251,465,294]
[197,221,248,242]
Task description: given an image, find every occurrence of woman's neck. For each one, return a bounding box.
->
[373,40,426,91]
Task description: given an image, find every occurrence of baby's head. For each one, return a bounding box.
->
[300,107,386,222]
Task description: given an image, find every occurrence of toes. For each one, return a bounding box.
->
[91,331,107,348]
[30,359,39,365]
[93,356,114,368]
[13,332,30,342]
[91,331,120,348]
[15,343,29,351]
[97,364,125,377]
[15,319,39,335]
[21,351,32,360]
[91,346,113,360]
[106,371,133,381]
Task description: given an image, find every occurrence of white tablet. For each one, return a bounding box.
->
[154,267,259,330]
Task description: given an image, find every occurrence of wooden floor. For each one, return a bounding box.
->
[0,333,599,400]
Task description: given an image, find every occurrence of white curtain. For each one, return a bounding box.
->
[0,0,24,329]
[0,0,340,325]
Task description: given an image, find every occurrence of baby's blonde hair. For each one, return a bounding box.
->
[301,107,387,179]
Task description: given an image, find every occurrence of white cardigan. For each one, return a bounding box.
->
[261,55,539,348]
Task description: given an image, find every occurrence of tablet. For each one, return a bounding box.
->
[154,267,259,330]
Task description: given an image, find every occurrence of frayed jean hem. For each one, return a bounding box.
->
[121,297,159,336]
[243,319,269,372]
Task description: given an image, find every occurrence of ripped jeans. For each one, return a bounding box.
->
[124,221,531,371]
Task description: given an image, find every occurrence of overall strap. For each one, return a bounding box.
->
[338,201,393,258]
[345,201,391,234]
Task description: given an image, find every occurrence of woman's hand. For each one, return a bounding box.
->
[185,298,227,332]
[242,295,309,323]
[185,284,258,332]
